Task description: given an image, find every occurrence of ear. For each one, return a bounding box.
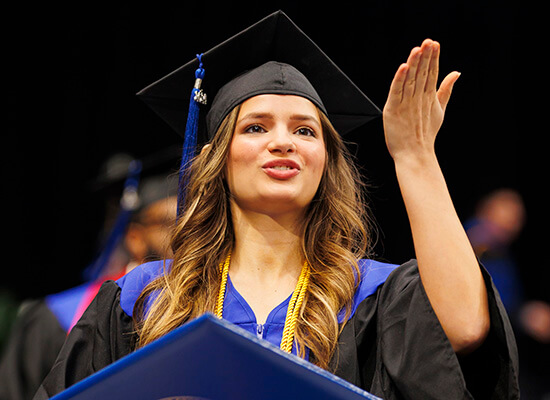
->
[200,144,212,155]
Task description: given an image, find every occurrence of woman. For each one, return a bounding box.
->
[34,12,519,400]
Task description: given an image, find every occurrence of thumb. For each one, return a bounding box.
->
[437,71,461,111]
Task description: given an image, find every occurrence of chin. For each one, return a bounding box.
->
[262,189,314,206]
[235,192,313,216]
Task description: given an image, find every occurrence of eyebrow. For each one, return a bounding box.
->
[238,112,321,128]
[238,112,274,122]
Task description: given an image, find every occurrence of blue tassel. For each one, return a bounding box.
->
[178,53,206,216]
[82,160,142,281]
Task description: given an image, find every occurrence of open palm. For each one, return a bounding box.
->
[383,39,461,163]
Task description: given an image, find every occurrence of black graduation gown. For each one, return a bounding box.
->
[0,300,66,400]
[33,260,520,399]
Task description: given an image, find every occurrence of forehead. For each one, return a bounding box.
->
[237,94,321,120]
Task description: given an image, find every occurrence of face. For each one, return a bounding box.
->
[141,197,178,257]
[225,94,326,217]
[126,196,178,262]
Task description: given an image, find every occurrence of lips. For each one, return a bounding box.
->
[262,159,301,179]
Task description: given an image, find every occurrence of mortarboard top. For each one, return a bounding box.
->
[137,10,381,142]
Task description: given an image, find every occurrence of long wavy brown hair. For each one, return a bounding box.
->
[133,103,374,370]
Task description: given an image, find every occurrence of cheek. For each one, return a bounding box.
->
[226,140,260,180]
[306,148,327,181]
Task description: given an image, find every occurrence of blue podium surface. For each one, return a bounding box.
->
[52,313,381,400]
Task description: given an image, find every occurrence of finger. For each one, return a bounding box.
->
[406,45,421,64]
[386,63,409,106]
[437,71,461,111]
[414,40,434,96]
[403,47,421,98]
[425,41,440,94]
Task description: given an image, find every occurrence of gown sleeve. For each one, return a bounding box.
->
[345,259,520,399]
[32,280,135,400]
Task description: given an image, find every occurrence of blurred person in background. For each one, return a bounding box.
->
[0,155,178,400]
[465,188,550,399]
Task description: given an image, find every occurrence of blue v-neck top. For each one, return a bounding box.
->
[223,276,293,351]
[117,259,398,357]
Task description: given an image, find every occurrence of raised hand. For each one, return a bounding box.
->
[382,39,461,163]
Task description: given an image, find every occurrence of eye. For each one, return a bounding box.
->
[295,127,316,137]
[244,124,267,134]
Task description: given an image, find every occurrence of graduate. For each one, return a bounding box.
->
[34,11,519,399]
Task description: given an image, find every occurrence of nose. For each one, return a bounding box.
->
[267,126,296,154]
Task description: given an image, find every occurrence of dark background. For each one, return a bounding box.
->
[3,1,546,303]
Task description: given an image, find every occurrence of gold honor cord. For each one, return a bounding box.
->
[215,252,310,353]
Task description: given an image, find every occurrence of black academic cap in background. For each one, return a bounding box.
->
[88,146,181,194]
[137,10,381,142]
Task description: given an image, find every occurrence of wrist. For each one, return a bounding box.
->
[392,151,440,176]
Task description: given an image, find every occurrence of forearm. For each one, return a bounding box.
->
[394,154,489,354]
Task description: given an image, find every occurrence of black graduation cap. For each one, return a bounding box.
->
[137,10,381,214]
[137,10,380,140]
